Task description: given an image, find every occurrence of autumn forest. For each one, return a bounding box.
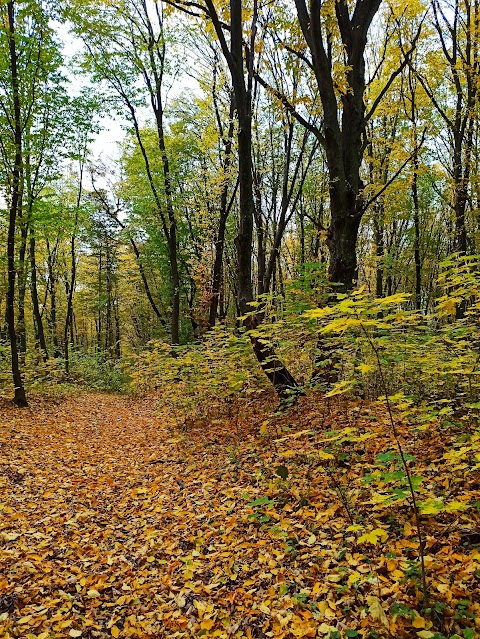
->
[1,0,480,637]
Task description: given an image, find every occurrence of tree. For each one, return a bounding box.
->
[0,0,64,404]
[409,0,479,256]
[66,0,184,343]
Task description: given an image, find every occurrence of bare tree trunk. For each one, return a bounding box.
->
[16,220,28,358]
[46,237,61,356]
[208,83,235,327]
[64,165,83,374]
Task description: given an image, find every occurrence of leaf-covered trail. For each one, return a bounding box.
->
[1,392,479,639]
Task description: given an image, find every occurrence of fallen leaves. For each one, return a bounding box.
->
[0,390,479,639]
[366,596,389,628]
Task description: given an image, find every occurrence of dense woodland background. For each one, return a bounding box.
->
[1,0,480,408]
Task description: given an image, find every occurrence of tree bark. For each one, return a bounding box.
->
[208,78,235,327]
[29,224,49,358]
[291,0,382,289]
[5,0,27,407]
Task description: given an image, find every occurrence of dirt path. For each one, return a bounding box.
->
[0,392,285,639]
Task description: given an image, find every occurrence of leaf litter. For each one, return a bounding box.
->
[0,391,479,638]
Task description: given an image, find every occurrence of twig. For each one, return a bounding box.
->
[357,315,429,607]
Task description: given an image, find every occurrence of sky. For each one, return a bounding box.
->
[55,20,127,164]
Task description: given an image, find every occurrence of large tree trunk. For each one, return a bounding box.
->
[326,192,362,291]
[291,0,381,290]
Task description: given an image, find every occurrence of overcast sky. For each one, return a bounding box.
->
[56,20,127,164]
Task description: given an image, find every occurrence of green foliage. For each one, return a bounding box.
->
[122,325,269,416]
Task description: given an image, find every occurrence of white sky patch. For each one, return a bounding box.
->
[53,19,127,164]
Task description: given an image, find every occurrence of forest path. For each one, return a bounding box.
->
[0,391,287,638]
[0,391,479,639]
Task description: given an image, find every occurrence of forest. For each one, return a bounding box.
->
[1,0,480,637]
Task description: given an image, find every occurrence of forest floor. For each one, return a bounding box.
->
[0,391,479,639]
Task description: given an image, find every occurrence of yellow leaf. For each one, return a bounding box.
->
[175,594,186,608]
[445,500,469,512]
[279,449,296,458]
[416,632,435,639]
[324,381,354,397]
[318,450,335,460]
[69,631,82,638]
[367,596,389,627]
[87,589,101,598]
[111,627,120,638]
[418,499,443,515]
[346,524,363,532]
[318,623,336,635]
[358,528,388,545]
[357,363,375,374]
[58,620,73,629]
[412,614,426,628]
[347,571,361,585]
[201,619,214,630]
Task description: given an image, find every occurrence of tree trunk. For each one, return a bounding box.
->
[374,215,384,298]
[326,194,362,291]
[29,224,49,359]
[46,238,60,356]
[5,0,27,407]
[16,220,28,357]
[412,146,422,310]
[65,166,82,373]
[209,95,235,327]
[203,0,300,400]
